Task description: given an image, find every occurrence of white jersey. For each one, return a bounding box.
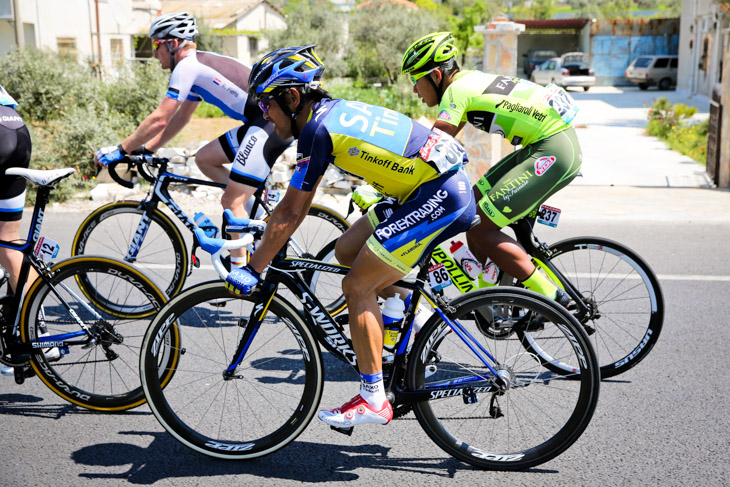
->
[0,85,18,109]
[167,51,255,121]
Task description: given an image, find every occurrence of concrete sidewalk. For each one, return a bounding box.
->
[527,86,730,222]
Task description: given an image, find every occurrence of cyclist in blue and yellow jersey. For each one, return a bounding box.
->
[224,45,476,427]
[95,12,292,268]
[401,32,583,305]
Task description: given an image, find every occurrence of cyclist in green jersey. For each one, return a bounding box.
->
[400,31,583,304]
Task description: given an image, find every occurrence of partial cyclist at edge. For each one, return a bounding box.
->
[94,12,291,269]
[0,85,31,296]
[400,31,583,305]
[224,45,476,428]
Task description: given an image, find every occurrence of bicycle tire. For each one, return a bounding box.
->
[541,237,664,378]
[140,281,324,460]
[305,239,348,316]
[72,201,188,299]
[288,204,350,259]
[408,287,600,470]
[20,256,178,411]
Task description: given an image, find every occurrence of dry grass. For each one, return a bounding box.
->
[169,117,241,148]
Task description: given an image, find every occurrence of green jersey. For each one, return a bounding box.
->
[437,71,574,147]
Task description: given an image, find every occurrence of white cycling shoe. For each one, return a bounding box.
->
[318,394,393,428]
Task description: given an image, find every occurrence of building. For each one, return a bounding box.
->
[0,0,285,70]
[677,0,730,98]
[156,0,286,64]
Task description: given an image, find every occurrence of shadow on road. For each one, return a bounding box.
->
[71,431,559,483]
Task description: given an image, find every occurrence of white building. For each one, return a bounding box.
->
[0,0,285,69]
[677,0,730,98]
[158,0,286,64]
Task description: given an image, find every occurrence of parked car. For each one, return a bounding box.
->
[522,49,558,77]
[530,52,596,91]
[624,55,678,90]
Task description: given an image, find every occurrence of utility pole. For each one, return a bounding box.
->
[95,0,103,66]
[12,0,24,49]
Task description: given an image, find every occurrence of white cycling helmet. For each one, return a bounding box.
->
[149,12,198,41]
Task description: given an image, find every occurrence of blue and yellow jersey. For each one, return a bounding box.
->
[292,99,465,202]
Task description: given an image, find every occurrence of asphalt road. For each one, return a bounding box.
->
[1,213,729,487]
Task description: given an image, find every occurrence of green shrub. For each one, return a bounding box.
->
[1,49,171,202]
[326,78,431,119]
[646,97,706,164]
[193,102,225,118]
[0,49,100,122]
[102,60,168,125]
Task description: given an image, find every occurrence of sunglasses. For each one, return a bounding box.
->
[409,68,437,86]
[257,95,276,114]
[152,39,174,51]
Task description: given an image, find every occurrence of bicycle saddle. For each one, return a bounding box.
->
[6,167,75,187]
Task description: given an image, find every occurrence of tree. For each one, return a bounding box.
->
[348,1,439,83]
[448,1,495,67]
[265,0,347,76]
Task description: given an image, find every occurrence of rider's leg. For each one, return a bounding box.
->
[335,212,410,300]
[0,220,24,293]
[194,138,230,185]
[221,180,257,267]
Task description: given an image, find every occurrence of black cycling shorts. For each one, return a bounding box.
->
[0,105,30,222]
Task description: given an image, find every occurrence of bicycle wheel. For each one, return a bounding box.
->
[288,204,349,259]
[72,201,188,298]
[305,239,347,315]
[544,237,664,378]
[21,256,177,411]
[408,288,600,471]
[140,281,324,459]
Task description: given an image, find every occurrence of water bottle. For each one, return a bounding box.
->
[194,212,220,239]
[449,240,482,280]
[382,293,405,351]
[478,258,500,288]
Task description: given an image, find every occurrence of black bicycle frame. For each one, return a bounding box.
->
[511,218,591,319]
[124,159,271,262]
[220,249,505,404]
[1,185,95,364]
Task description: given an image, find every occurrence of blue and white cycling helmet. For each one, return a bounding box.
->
[149,12,198,41]
[248,45,325,97]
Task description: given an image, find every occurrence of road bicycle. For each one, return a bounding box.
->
[0,167,177,411]
[72,155,350,299]
[140,218,600,470]
[418,204,664,379]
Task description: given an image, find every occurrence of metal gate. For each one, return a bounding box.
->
[706,85,722,186]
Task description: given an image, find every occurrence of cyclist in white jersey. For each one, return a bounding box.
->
[95,12,291,268]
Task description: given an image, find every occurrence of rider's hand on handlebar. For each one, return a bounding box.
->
[95,144,127,167]
[225,264,260,296]
[352,184,384,212]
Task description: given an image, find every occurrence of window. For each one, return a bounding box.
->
[699,37,710,72]
[110,39,124,65]
[248,37,259,57]
[670,58,678,69]
[57,37,77,59]
[653,58,669,69]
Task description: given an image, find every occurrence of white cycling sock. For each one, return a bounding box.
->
[359,371,387,409]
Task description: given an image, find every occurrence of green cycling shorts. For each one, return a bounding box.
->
[475,126,582,228]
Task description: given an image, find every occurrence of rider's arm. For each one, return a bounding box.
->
[118,96,182,153]
[247,179,320,274]
[145,99,200,152]
[433,120,465,137]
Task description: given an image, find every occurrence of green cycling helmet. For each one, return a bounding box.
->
[401,32,458,75]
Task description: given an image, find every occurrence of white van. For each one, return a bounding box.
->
[625,55,678,90]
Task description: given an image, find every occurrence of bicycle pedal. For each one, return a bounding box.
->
[330,425,354,436]
[583,324,596,336]
[13,366,35,384]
